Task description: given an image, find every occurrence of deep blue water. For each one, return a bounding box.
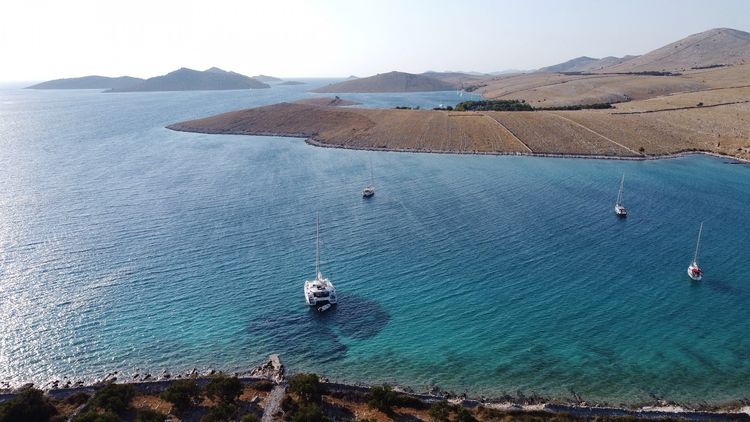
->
[1,81,749,405]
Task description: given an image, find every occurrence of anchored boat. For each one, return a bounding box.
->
[304,214,337,309]
[687,222,704,281]
[363,159,375,198]
[614,174,627,217]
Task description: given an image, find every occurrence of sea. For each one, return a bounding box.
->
[1,79,749,406]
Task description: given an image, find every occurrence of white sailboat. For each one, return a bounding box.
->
[614,174,627,217]
[687,222,704,281]
[362,159,375,198]
[304,214,337,309]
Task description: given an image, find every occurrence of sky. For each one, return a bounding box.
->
[1,0,749,81]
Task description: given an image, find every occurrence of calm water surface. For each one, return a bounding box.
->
[0,81,749,405]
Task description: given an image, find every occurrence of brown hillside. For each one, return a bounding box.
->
[603,28,750,72]
[168,98,750,161]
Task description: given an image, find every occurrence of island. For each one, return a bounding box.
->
[26,75,144,90]
[312,71,457,93]
[107,67,269,92]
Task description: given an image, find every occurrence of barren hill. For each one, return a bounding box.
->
[603,28,750,72]
[108,67,269,92]
[539,56,637,73]
[27,75,144,90]
[312,71,456,93]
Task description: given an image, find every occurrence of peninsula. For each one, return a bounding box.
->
[168,28,750,162]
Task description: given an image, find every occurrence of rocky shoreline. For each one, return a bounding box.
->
[3,356,749,420]
[166,123,750,164]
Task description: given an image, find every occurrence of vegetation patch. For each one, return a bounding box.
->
[455,100,533,111]
[0,388,58,422]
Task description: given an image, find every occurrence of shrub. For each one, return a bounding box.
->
[291,403,325,422]
[201,403,238,422]
[638,146,645,153]
[455,406,477,422]
[135,408,168,422]
[205,374,243,405]
[62,391,91,407]
[367,385,398,412]
[161,379,201,414]
[428,400,452,422]
[697,102,704,107]
[241,413,260,422]
[0,388,58,422]
[73,411,120,422]
[288,373,324,404]
[253,379,274,391]
[91,383,135,413]
[281,394,298,412]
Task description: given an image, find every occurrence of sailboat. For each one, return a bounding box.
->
[687,222,704,281]
[304,214,337,309]
[614,174,627,217]
[362,159,375,198]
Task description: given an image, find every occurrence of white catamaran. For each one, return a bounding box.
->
[614,174,627,217]
[687,222,704,281]
[304,215,337,309]
[363,159,375,198]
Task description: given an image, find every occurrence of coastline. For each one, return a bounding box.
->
[166,124,750,164]
[3,363,749,421]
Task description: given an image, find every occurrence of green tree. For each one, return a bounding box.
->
[205,374,243,405]
[241,413,259,422]
[201,403,237,422]
[455,406,477,422]
[73,411,119,422]
[161,379,201,414]
[367,385,397,412]
[288,373,324,403]
[0,388,58,422]
[428,400,452,422]
[291,403,325,422]
[135,408,168,422]
[91,383,135,413]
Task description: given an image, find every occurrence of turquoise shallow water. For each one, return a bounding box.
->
[1,81,749,405]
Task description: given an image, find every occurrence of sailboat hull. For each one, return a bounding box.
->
[687,264,703,281]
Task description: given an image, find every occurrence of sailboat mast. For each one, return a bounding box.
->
[693,222,703,264]
[315,214,320,275]
[369,159,374,186]
[616,174,625,205]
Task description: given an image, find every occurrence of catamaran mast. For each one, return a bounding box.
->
[693,222,703,264]
[315,213,320,276]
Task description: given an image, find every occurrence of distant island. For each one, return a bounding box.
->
[279,80,305,85]
[252,74,283,83]
[27,67,270,92]
[312,71,457,93]
[26,75,144,90]
[108,67,269,92]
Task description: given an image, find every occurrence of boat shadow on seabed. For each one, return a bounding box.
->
[246,293,389,363]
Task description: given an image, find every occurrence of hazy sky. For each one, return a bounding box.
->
[1,0,749,81]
